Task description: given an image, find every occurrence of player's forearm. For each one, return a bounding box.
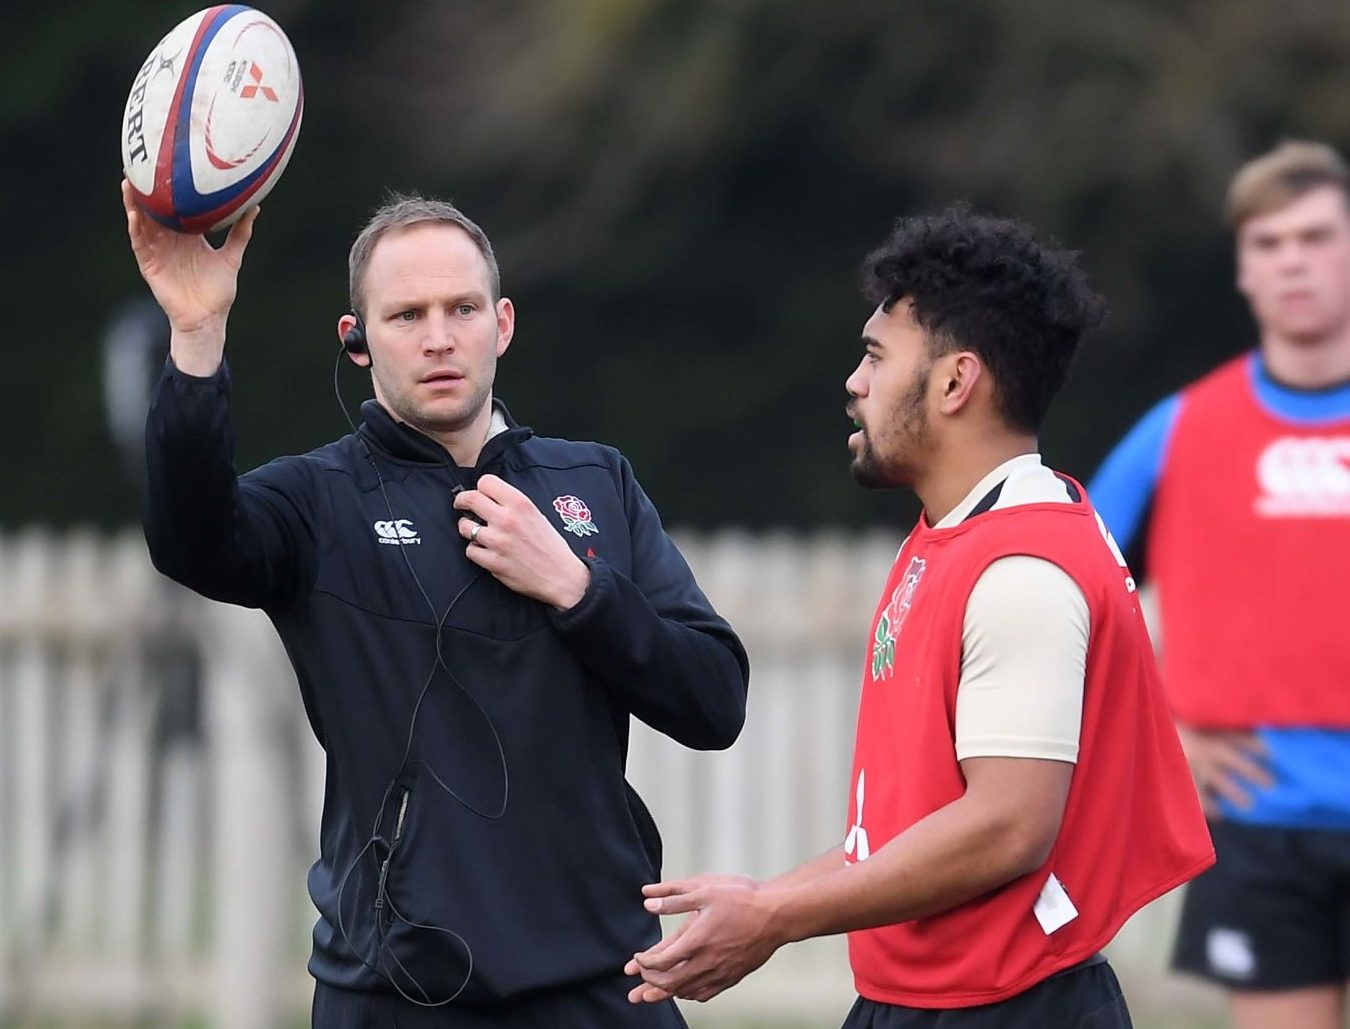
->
[549,559,748,751]
[144,358,241,583]
[143,359,307,608]
[765,793,1049,944]
[766,846,847,891]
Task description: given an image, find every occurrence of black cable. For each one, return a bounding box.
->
[332,348,509,818]
[329,346,510,1007]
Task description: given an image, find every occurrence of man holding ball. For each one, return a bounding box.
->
[123,181,749,1028]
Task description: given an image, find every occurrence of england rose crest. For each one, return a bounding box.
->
[870,556,926,682]
[552,495,599,537]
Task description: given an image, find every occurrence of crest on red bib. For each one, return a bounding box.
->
[871,557,926,682]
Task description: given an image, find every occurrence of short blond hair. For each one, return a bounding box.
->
[348,193,500,314]
[1225,140,1350,229]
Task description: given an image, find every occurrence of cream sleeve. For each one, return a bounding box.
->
[954,556,1089,763]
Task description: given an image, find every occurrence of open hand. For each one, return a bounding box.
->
[626,873,779,1004]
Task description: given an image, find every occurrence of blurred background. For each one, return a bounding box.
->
[6,0,1350,1025]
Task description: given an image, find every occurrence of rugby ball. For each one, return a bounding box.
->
[121,5,303,234]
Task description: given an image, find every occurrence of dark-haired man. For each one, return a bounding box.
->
[627,208,1214,1027]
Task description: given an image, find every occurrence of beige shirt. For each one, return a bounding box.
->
[932,455,1088,764]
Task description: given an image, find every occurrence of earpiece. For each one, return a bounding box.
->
[342,311,368,356]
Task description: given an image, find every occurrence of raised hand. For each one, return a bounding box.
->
[121,179,259,374]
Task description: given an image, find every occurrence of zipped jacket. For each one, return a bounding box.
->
[143,359,750,1004]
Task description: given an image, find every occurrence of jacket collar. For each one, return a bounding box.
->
[357,398,533,471]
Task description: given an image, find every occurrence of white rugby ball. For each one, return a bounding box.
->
[121,5,303,233]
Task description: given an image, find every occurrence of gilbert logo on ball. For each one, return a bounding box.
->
[122,5,303,234]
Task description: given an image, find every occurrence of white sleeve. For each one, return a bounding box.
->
[954,556,1089,763]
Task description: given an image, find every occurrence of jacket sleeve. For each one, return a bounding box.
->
[142,358,319,610]
[547,455,749,751]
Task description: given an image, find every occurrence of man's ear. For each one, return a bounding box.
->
[337,312,371,368]
[495,297,516,357]
[937,351,983,415]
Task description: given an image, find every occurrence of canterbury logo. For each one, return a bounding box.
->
[373,519,421,545]
[1255,436,1350,517]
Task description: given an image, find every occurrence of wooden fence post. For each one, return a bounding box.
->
[202,604,296,1029]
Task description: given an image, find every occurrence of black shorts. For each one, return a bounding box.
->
[840,958,1130,1029]
[1172,819,1350,991]
[311,975,688,1029]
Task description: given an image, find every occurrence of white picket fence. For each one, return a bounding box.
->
[0,530,1222,1028]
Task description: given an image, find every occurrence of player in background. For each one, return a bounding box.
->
[1089,141,1350,1029]
[626,208,1213,1028]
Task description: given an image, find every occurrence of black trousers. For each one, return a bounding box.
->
[311,976,688,1029]
[840,959,1131,1029]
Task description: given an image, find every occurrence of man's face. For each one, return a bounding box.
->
[1237,185,1350,345]
[358,222,514,437]
[845,301,935,488]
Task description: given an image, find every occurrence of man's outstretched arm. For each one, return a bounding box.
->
[628,755,1072,1004]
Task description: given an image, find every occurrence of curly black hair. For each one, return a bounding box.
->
[862,207,1107,433]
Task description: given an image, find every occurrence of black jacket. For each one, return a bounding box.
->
[143,360,750,1004]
